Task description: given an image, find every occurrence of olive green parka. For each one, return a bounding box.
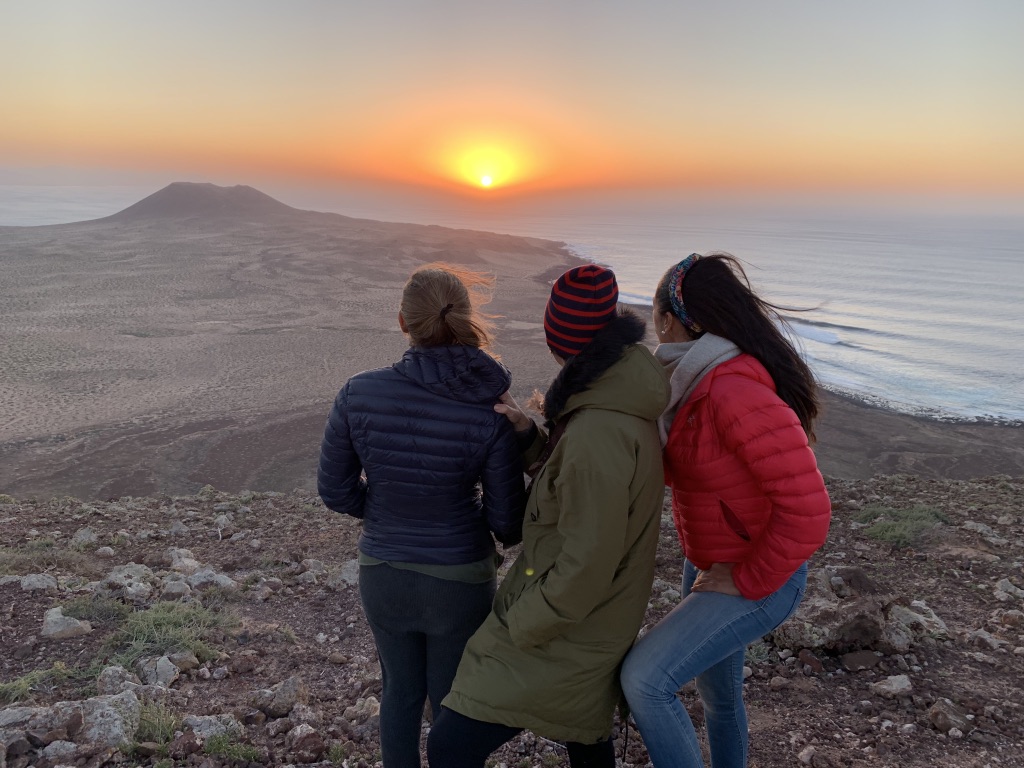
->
[442,312,670,743]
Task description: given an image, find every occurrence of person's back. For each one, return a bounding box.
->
[320,343,524,562]
[318,264,527,768]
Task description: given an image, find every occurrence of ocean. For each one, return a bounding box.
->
[2,184,1022,424]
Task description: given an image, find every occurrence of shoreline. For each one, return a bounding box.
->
[1,190,1022,501]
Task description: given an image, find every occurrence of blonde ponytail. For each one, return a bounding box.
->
[401,263,496,349]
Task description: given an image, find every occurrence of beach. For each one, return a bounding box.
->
[1,184,1022,501]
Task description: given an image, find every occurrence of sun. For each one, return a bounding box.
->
[480,175,493,187]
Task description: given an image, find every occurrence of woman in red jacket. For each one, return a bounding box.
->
[621,253,831,768]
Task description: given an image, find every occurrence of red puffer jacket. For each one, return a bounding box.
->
[664,354,831,600]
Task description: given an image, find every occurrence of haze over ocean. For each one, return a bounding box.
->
[3,183,1022,423]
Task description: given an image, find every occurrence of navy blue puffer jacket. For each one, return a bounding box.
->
[318,345,526,565]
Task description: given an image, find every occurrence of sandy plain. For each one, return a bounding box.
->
[1,182,1022,501]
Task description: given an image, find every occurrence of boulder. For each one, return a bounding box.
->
[20,573,58,593]
[98,564,157,603]
[251,676,308,718]
[181,714,243,740]
[870,675,913,699]
[326,560,360,591]
[95,666,141,696]
[70,527,98,547]
[166,548,202,575]
[928,698,973,734]
[772,566,946,653]
[186,567,237,591]
[40,608,92,640]
[136,656,179,688]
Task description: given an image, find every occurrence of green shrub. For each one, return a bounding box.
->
[854,504,948,547]
[62,595,133,626]
[204,734,261,761]
[0,663,70,705]
[136,701,181,746]
[102,601,237,668]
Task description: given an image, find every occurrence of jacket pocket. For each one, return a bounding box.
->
[719,500,751,542]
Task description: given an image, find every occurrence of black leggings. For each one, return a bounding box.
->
[427,707,615,768]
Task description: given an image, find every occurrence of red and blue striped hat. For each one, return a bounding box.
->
[544,264,619,358]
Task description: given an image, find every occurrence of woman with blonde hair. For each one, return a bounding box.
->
[318,264,527,768]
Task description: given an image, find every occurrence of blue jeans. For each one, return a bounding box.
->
[620,561,807,768]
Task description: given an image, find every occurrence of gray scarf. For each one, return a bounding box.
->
[654,333,741,445]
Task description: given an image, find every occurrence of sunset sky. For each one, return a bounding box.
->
[2,1,1023,199]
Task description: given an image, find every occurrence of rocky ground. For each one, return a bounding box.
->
[2,474,1023,768]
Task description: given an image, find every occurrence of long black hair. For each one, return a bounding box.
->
[655,253,820,442]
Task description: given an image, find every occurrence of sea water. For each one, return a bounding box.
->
[2,185,1022,423]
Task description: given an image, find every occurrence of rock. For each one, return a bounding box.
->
[928,698,973,734]
[169,521,190,537]
[995,578,1024,600]
[47,690,141,748]
[967,628,1006,650]
[798,649,824,674]
[287,723,326,764]
[70,527,98,547]
[798,745,816,764]
[168,651,200,672]
[41,740,77,761]
[20,573,58,592]
[99,564,157,602]
[251,676,308,718]
[342,696,380,724]
[95,546,116,559]
[301,559,326,574]
[134,741,163,757]
[12,637,37,660]
[326,560,360,590]
[181,714,244,740]
[186,567,238,591]
[870,674,913,698]
[159,580,192,601]
[136,656,179,688]
[288,703,322,728]
[840,650,880,671]
[769,676,789,691]
[167,548,202,575]
[999,609,1024,627]
[95,666,141,695]
[213,514,233,529]
[168,730,203,758]
[40,608,92,640]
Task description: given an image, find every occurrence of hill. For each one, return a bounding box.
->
[103,182,300,222]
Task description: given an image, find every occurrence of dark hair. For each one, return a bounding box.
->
[655,253,820,441]
[401,263,495,349]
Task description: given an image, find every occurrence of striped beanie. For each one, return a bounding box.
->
[544,264,619,357]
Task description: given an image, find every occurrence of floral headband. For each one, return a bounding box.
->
[667,253,701,330]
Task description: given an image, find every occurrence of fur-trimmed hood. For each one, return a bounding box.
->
[543,309,668,427]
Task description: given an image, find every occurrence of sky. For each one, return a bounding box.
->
[2,1,1023,200]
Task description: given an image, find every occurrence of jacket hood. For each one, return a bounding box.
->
[544,310,669,425]
[394,345,511,404]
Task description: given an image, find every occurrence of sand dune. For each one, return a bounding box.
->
[1,183,1022,499]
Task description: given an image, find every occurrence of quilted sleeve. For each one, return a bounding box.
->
[317,383,368,518]
[480,419,527,546]
[712,376,831,599]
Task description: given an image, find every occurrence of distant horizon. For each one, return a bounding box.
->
[4,174,1024,230]
[3,2,1023,199]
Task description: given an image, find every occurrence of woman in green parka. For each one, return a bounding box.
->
[427,265,670,768]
